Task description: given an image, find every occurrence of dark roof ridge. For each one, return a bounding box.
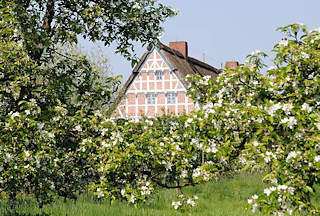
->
[132,51,149,73]
[187,57,220,74]
[157,42,185,59]
[158,42,219,74]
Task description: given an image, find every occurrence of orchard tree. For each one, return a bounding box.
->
[1,0,176,113]
[0,0,176,208]
[188,24,320,215]
[2,0,176,63]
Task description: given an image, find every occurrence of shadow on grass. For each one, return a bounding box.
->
[2,210,51,216]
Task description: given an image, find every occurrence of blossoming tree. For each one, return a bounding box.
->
[0,0,176,208]
[188,23,320,215]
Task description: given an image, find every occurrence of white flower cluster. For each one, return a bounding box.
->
[279,39,289,47]
[192,167,210,181]
[265,102,295,116]
[301,103,312,113]
[10,112,20,120]
[263,151,276,163]
[96,188,104,198]
[264,186,276,196]
[265,102,282,116]
[286,151,300,162]
[129,194,136,203]
[251,50,261,56]
[198,75,211,86]
[172,195,198,210]
[280,117,297,129]
[132,3,141,9]
[171,201,182,209]
[248,194,259,213]
[282,103,294,115]
[205,139,218,153]
[140,181,152,196]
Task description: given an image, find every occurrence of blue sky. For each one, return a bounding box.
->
[84,0,320,82]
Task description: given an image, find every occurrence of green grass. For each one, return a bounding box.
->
[0,173,265,216]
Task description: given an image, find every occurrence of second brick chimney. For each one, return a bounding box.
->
[225,61,239,69]
[169,41,188,59]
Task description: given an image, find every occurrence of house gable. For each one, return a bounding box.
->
[114,47,194,118]
[111,41,221,118]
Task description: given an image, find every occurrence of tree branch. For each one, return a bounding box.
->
[151,178,197,189]
[42,0,55,35]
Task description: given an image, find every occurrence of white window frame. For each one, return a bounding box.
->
[146,93,156,104]
[166,92,177,104]
[155,70,164,80]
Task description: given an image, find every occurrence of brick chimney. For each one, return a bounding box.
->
[225,61,239,69]
[169,41,188,58]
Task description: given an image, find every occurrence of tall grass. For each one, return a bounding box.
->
[0,173,265,216]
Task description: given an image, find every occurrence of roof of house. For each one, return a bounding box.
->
[107,42,220,115]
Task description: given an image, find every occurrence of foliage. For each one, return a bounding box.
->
[0,0,176,208]
[187,23,320,215]
[1,0,177,63]
[83,114,214,204]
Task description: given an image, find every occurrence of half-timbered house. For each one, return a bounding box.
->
[112,41,222,118]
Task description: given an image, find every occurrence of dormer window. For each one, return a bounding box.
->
[155,70,164,80]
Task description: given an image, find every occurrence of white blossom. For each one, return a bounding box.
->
[47,132,55,138]
[252,203,259,213]
[264,186,276,196]
[280,117,297,129]
[186,118,193,123]
[282,103,293,115]
[252,140,259,147]
[251,50,261,56]
[186,198,196,206]
[6,153,13,162]
[96,188,104,198]
[121,189,125,196]
[279,39,288,47]
[267,103,282,116]
[74,125,82,132]
[24,150,30,158]
[301,103,312,113]
[132,3,141,9]
[10,112,20,119]
[286,151,297,162]
[172,201,182,209]
[101,141,110,148]
[129,194,136,203]
[314,155,320,163]
[277,185,288,191]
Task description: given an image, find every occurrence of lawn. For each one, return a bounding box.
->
[0,173,267,216]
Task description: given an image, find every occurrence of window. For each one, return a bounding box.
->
[146,93,156,104]
[166,92,177,104]
[155,70,164,80]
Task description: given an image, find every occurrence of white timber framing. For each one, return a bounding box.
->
[117,48,194,118]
